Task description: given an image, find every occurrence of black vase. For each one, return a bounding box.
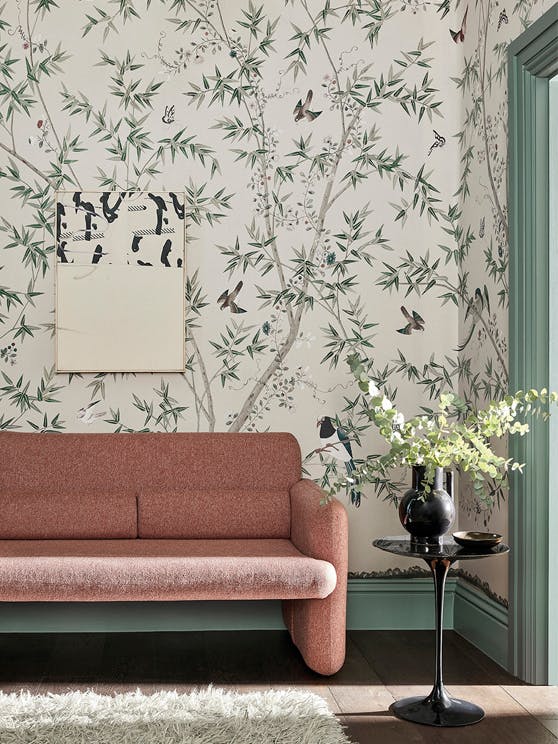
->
[398,466,455,546]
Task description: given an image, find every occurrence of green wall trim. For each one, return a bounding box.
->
[346,577,456,630]
[549,74,558,686]
[0,576,507,668]
[0,600,286,633]
[508,2,558,686]
[454,581,509,670]
[0,578,456,633]
[508,5,558,75]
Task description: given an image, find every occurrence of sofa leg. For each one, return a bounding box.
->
[282,596,346,676]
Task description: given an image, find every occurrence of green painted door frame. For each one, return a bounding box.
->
[550,72,558,687]
[508,3,558,685]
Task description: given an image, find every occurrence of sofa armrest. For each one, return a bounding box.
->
[286,478,348,674]
[289,479,348,570]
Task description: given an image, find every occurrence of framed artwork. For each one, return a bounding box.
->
[55,191,185,373]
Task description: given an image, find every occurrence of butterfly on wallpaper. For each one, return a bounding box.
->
[450,6,468,43]
[479,216,485,238]
[397,306,425,335]
[30,36,48,54]
[218,281,247,314]
[498,9,509,30]
[293,90,322,123]
[428,129,446,156]
[162,105,175,124]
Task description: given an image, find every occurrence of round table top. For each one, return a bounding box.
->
[373,536,510,561]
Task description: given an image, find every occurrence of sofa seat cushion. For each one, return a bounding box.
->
[0,539,337,602]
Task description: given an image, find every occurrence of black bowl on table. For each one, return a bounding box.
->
[452,531,503,549]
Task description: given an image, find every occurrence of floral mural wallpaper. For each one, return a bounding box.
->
[0,0,553,601]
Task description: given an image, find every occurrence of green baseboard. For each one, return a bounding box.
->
[0,600,285,633]
[347,577,456,630]
[0,577,457,633]
[348,577,509,670]
[453,580,509,669]
[0,577,508,670]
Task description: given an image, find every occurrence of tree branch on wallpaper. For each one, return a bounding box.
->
[184,1,446,438]
[451,0,542,519]
[0,0,514,514]
[24,0,83,190]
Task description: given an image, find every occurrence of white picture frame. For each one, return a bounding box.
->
[55,191,185,373]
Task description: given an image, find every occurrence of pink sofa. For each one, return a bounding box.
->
[0,432,348,675]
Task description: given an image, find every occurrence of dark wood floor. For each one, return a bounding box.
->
[0,630,556,743]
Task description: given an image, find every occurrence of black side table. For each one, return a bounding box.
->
[373,535,509,727]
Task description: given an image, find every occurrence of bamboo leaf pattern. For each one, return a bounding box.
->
[0,0,553,583]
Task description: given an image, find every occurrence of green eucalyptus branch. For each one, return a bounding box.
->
[325,354,558,508]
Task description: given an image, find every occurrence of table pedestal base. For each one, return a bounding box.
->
[373,539,509,728]
[390,688,484,727]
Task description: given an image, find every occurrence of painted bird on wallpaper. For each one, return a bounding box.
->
[458,286,491,351]
[450,6,468,42]
[218,281,247,314]
[465,286,490,321]
[498,9,509,30]
[77,400,106,425]
[397,306,425,335]
[428,130,446,156]
[318,416,361,507]
[294,90,322,122]
[162,105,175,124]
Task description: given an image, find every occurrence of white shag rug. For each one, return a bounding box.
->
[0,687,352,744]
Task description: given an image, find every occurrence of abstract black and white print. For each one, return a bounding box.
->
[56,191,185,268]
[55,192,185,374]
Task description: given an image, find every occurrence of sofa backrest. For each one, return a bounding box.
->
[0,432,301,539]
